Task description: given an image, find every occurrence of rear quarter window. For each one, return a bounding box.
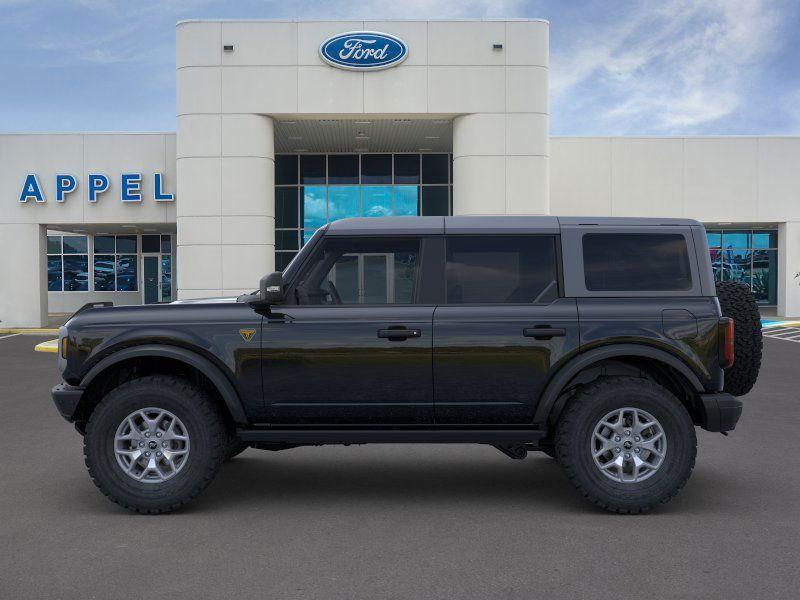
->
[582,233,692,292]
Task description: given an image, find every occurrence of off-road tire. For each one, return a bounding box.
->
[224,437,249,462]
[84,375,227,514]
[555,376,696,514]
[715,280,762,396]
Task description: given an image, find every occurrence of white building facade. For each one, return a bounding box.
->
[1,19,799,327]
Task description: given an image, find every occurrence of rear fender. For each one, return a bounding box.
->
[533,344,704,425]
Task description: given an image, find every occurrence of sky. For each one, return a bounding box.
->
[0,0,798,135]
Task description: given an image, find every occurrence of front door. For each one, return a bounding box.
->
[433,235,580,424]
[261,235,435,425]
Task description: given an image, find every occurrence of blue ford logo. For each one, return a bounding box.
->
[319,31,408,71]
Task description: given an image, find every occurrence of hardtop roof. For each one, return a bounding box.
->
[326,215,702,235]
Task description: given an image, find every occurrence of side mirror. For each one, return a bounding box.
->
[259,271,284,305]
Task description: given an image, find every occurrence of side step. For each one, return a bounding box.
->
[238,428,546,445]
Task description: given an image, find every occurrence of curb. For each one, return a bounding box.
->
[0,328,60,335]
[34,339,59,353]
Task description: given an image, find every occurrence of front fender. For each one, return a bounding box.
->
[80,344,248,425]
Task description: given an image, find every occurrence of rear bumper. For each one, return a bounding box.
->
[698,393,743,432]
[51,383,85,422]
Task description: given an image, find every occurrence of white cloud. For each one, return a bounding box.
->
[551,0,791,133]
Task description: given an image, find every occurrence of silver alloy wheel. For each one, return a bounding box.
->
[114,408,190,483]
[591,407,666,483]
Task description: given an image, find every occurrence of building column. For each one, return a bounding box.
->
[777,221,800,317]
[452,113,549,216]
[0,224,46,328]
[177,114,275,299]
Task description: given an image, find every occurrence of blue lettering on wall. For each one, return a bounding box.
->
[18,173,174,205]
[121,173,142,202]
[87,173,110,203]
[55,174,77,202]
[153,173,174,202]
[19,174,45,203]
[319,31,408,71]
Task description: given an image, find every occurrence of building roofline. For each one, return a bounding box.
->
[551,135,800,139]
[0,131,175,136]
[176,18,549,26]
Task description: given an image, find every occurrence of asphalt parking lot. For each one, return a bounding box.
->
[1,334,798,599]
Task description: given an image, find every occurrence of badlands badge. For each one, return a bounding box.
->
[239,329,256,342]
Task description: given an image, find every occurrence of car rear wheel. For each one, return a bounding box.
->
[555,376,696,514]
[84,375,227,514]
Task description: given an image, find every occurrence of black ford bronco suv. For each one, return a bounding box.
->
[51,216,762,514]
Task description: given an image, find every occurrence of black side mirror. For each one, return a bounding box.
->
[259,271,284,305]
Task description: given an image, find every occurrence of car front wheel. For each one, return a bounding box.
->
[84,375,227,514]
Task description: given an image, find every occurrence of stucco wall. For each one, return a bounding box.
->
[175,19,550,298]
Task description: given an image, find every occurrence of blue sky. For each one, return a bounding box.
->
[0,0,798,135]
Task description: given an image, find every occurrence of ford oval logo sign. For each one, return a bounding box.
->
[319,31,408,71]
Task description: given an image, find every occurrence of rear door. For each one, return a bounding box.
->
[433,235,580,424]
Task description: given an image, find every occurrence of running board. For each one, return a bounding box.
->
[237,429,546,445]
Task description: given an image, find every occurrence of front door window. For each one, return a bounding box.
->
[296,238,419,305]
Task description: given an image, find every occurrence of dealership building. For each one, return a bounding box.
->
[1,18,799,327]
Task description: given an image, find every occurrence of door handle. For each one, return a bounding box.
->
[523,327,566,339]
[377,328,422,341]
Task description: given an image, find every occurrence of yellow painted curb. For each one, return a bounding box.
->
[0,328,59,335]
[34,339,59,353]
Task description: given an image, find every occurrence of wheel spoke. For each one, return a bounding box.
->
[591,406,666,484]
[115,407,190,484]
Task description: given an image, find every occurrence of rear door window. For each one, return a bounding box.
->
[445,236,558,304]
[582,233,692,291]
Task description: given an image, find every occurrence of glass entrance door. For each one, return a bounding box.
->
[142,255,160,304]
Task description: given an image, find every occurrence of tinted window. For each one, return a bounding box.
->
[394,154,419,184]
[275,155,298,185]
[446,236,558,304]
[62,235,87,254]
[296,237,420,305]
[421,186,448,216]
[94,255,115,291]
[300,155,326,184]
[422,154,448,184]
[328,155,358,184]
[94,235,115,253]
[141,234,160,253]
[47,235,61,254]
[116,235,137,254]
[275,187,299,228]
[583,233,692,291]
[361,154,391,184]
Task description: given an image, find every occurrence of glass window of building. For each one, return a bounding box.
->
[274,153,453,270]
[47,235,88,292]
[707,228,778,304]
[93,235,139,292]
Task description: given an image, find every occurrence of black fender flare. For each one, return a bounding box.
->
[80,344,248,425]
[533,344,705,425]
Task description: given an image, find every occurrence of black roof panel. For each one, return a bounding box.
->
[324,215,701,236]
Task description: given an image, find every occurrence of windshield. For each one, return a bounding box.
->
[281,226,327,285]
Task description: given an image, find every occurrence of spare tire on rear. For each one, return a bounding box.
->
[715,281,762,396]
